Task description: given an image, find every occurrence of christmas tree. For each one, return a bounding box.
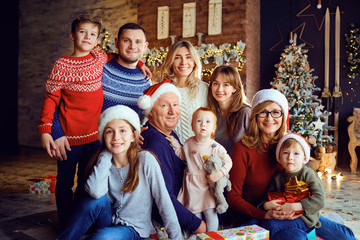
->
[270,41,334,148]
[97,28,116,53]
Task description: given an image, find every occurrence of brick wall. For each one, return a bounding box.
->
[18,0,138,147]
[138,0,260,99]
[18,0,259,147]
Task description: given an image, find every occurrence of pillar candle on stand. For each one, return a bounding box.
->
[324,8,330,91]
[333,6,342,162]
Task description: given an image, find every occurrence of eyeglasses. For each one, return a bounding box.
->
[257,110,283,119]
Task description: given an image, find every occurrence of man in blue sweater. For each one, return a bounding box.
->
[138,80,207,234]
[50,23,151,160]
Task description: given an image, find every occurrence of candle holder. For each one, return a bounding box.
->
[170,35,177,45]
[196,32,204,46]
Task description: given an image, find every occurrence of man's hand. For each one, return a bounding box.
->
[41,133,56,158]
[52,136,71,161]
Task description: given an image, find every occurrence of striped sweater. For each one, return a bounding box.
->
[38,49,113,146]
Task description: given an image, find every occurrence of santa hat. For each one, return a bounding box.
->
[97,105,141,143]
[137,79,181,116]
[276,133,311,163]
[251,89,289,131]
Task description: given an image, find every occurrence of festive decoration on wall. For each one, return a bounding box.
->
[345,23,360,79]
[141,41,246,78]
[296,0,340,31]
[271,41,334,148]
[208,0,222,35]
[183,2,196,38]
[270,23,313,52]
[97,28,116,53]
[157,6,169,40]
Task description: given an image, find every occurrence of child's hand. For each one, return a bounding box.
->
[280,202,303,214]
[166,135,181,150]
[41,133,56,158]
[264,199,282,210]
[207,170,224,183]
[139,64,152,80]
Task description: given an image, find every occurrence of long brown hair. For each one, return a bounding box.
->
[85,120,141,193]
[207,65,250,138]
[154,40,202,99]
[241,101,287,153]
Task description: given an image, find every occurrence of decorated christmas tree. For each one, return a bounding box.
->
[270,41,334,149]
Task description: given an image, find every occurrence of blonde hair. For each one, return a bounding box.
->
[191,107,217,139]
[241,101,287,153]
[86,120,141,193]
[155,41,202,99]
[207,65,250,138]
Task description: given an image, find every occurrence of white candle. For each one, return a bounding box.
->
[335,6,340,89]
[324,8,330,90]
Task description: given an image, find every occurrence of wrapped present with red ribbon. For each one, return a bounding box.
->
[196,225,269,240]
[268,176,311,214]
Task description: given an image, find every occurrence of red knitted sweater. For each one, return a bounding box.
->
[228,141,283,220]
[38,49,113,146]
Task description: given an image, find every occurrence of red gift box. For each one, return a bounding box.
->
[268,191,310,214]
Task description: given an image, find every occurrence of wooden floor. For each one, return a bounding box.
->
[0,147,359,239]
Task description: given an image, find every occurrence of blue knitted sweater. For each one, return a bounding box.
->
[51,58,151,140]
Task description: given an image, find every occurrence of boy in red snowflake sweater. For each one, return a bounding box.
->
[37,15,149,229]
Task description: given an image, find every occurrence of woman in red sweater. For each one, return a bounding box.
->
[228,89,288,225]
[228,89,355,240]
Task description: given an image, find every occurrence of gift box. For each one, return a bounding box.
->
[196,225,269,240]
[268,191,310,214]
[28,177,52,194]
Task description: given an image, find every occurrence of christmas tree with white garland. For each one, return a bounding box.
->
[271,41,334,148]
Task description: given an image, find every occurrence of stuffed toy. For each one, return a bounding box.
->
[203,153,232,214]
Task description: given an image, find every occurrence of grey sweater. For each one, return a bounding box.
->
[215,106,251,154]
[85,150,182,240]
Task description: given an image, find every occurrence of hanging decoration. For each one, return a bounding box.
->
[344,23,360,79]
[296,0,340,31]
[183,2,196,38]
[142,41,246,77]
[208,0,222,35]
[157,6,169,40]
[270,23,313,52]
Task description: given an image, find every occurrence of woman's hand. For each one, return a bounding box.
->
[265,209,302,220]
[138,126,149,145]
[263,199,282,211]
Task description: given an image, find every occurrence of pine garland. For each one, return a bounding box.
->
[345,23,360,79]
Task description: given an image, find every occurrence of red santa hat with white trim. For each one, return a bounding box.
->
[276,133,311,163]
[251,88,289,131]
[137,79,181,116]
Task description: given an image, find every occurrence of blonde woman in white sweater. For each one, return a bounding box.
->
[155,40,208,144]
